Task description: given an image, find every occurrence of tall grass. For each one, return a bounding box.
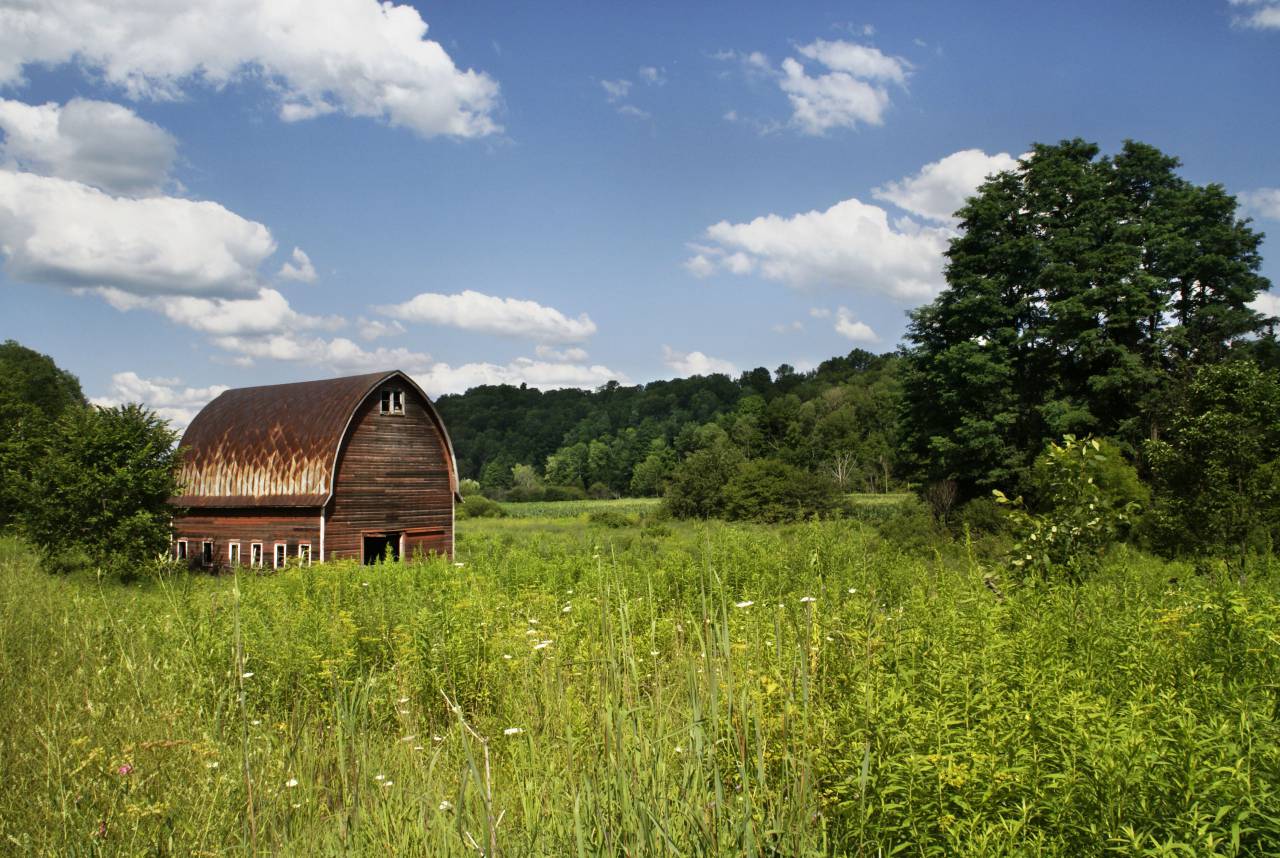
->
[0,522,1277,856]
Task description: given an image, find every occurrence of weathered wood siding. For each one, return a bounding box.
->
[172,509,320,570]
[324,382,454,561]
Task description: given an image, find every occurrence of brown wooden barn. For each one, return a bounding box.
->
[169,370,459,569]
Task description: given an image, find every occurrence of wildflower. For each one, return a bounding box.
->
[433,735,444,743]
[361,581,370,587]
[847,587,857,595]
[534,640,553,650]
[291,802,302,809]
[401,735,415,743]
[525,629,539,636]
[649,650,659,656]
[734,600,754,608]
[799,596,816,604]
[241,671,254,679]
[285,778,298,788]
[381,780,393,788]
[398,709,410,715]
[439,800,454,811]
[206,761,219,769]
[250,719,261,726]
[397,696,410,704]
[503,727,523,736]
[562,604,571,613]
[374,774,386,782]
[413,745,424,751]
[454,562,465,568]
[116,764,133,776]
[528,618,539,625]
[674,746,684,754]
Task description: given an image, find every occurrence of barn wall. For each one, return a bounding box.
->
[324,381,454,561]
[172,509,321,571]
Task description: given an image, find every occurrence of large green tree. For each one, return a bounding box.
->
[902,139,1271,498]
[0,341,87,528]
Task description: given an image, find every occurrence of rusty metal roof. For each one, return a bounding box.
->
[172,370,458,508]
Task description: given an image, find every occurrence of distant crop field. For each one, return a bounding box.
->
[1,520,1277,855]
[497,497,663,518]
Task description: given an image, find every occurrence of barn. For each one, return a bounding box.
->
[169,370,459,569]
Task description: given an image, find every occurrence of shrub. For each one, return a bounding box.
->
[875,495,946,552]
[587,509,634,528]
[664,444,744,518]
[995,435,1137,583]
[456,495,507,519]
[458,478,482,497]
[587,482,615,500]
[542,485,587,502]
[721,459,840,523]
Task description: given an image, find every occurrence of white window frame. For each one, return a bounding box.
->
[274,542,287,569]
[250,542,263,568]
[201,540,214,567]
[228,541,241,566]
[298,543,311,566]
[380,388,405,414]
[176,539,188,561]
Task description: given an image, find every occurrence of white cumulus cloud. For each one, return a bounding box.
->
[90,371,229,431]
[0,97,176,196]
[687,195,951,301]
[0,0,501,139]
[278,247,317,282]
[873,149,1020,225]
[0,170,276,298]
[357,317,406,341]
[1238,187,1280,220]
[211,333,434,374]
[1231,0,1280,29]
[96,287,342,337]
[662,345,737,377]
[378,289,597,343]
[834,307,879,343]
[415,357,623,395]
[1251,290,1280,319]
[780,40,909,135]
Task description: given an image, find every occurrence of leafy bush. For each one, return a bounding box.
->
[542,485,587,502]
[995,436,1137,583]
[875,495,946,552]
[586,509,634,528]
[721,458,840,523]
[1145,361,1280,573]
[664,444,744,518]
[456,495,507,519]
[586,482,615,500]
[458,477,482,497]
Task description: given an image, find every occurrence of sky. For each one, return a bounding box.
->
[1,0,1279,428]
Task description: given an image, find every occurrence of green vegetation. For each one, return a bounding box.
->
[3,514,1279,855]
[901,140,1273,501]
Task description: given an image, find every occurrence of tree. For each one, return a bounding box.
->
[902,140,1271,500]
[1145,361,1280,573]
[17,404,180,569]
[0,341,87,529]
[664,443,744,519]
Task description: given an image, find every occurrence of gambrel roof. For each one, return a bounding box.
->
[173,370,458,508]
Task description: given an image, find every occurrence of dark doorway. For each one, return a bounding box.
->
[362,533,401,564]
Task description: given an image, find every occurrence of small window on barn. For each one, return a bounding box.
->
[251,543,263,567]
[381,388,404,414]
[228,542,241,566]
[298,543,311,566]
[176,540,188,561]
[201,540,213,566]
[274,543,287,569]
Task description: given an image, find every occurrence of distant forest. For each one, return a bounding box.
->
[434,349,902,499]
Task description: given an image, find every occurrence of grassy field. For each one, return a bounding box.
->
[1,510,1279,856]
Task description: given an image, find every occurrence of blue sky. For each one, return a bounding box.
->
[1,0,1278,426]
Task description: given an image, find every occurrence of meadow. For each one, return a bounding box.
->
[1,506,1278,856]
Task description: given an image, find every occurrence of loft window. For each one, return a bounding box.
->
[298,543,312,566]
[251,543,263,568]
[176,540,188,561]
[380,389,404,414]
[274,543,287,569]
[228,542,241,566]
[201,540,213,566]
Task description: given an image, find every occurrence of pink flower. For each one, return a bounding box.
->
[116,764,133,776]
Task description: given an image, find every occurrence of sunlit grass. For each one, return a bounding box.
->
[1,522,1277,856]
